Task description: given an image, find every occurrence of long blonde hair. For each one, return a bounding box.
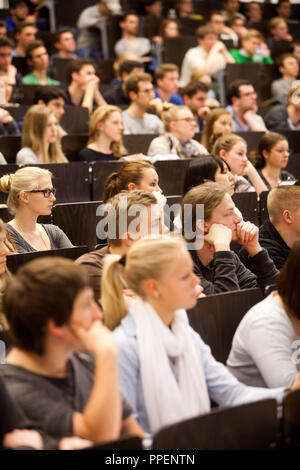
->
[88,105,126,158]
[22,104,68,163]
[101,237,185,330]
[0,166,53,214]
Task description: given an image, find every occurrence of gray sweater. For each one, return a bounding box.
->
[6,223,73,253]
[227,293,300,388]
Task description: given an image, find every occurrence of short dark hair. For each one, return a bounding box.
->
[227,79,254,103]
[207,10,224,21]
[276,52,296,68]
[183,155,230,194]
[64,58,95,85]
[119,59,144,76]
[3,257,90,355]
[0,36,14,49]
[181,80,209,98]
[53,27,73,44]
[125,72,152,96]
[228,13,246,27]
[277,238,300,319]
[26,39,46,60]
[120,10,139,23]
[34,86,66,104]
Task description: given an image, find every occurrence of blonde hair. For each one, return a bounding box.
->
[161,103,189,133]
[201,108,232,153]
[22,104,68,163]
[212,133,246,156]
[88,105,126,158]
[101,237,185,330]
[268,185,300,226]
[0,166,52,213]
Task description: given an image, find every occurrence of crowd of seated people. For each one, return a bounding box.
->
[1,0,300,451]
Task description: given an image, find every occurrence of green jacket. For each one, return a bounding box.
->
[230,49,273,64]
[22,73,60,86]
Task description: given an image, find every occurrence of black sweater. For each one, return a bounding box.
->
[190,248,279,296]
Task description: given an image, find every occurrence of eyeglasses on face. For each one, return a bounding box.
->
[25,188,56,198]
[175,117,196,123]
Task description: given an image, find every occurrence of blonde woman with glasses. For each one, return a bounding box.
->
[147,104,208,159]
[0,167,72,253]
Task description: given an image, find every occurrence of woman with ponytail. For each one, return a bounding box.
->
[103,160,162,202]
[147,104,208,159]
[79,105,127,162]
[101,236,294,434]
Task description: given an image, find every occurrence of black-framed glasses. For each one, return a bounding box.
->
[25,188,56,198]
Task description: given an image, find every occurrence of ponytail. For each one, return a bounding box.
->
[101,254,128,330]
[103,172,120,202]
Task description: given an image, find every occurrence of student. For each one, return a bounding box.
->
[182,181,278,296]
[265,84,300,131]
[0,256,144,442]
[34,86,67,139]
[12,21,36,58]
[103,60,144,107]
[16,105,67,164]
[52,28,77,60]
[251,132,295,190]
[153,63,183,106]
[201,108,233,153]
[183,155,234,196]
[114,12,151,62]
[238,184,300,271]
[64,58,106,115]
[181,80,210,133]
[103,160,162,202]
[213,134,268,194]
[76,190,166,303]
[228,239,300,389]
[5,0,29,31]
[0,36,22,103]
[78,105,126,162]
[180,25,235,87]
[226,79,267,132]
[147,104,208,158]
[271,53,299,105]
[229,29,273,64]
[122,72,163,135]
[100,236,292,434]
[22,40,60,86]
[1,166,72,253]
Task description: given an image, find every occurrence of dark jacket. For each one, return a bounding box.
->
[190,248,278,296]
[239,219,290,271]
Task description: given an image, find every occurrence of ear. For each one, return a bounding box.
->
[219,148,227,159]
[96,121,103,132]
[18,190,30,204]
[128,90,137,102]
[47,319,65,338]
[128,182,137,191]
[37,99,45,105]
[262,149,269,160]
[282,209,293,224]
[203,220,211,234]
[144,277,160,299]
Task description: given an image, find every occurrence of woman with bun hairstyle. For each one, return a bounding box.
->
[251,132,295,190]
[201,108,233,153]
[183,155,234,195]
[147,104,208,158]
[213,133,268,194]
[1,167,73,253]
[103,160,162,202]
[79,105,127,162]
[101,236,293,434]
[16,105,68,165]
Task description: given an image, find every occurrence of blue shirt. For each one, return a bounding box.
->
[154,89,184,105]
[114,313,285,434]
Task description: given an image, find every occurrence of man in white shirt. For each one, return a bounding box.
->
[122,72,163,134]
[180,25,235,87]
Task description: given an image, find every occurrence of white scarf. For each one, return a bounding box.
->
[129,297,210,433]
